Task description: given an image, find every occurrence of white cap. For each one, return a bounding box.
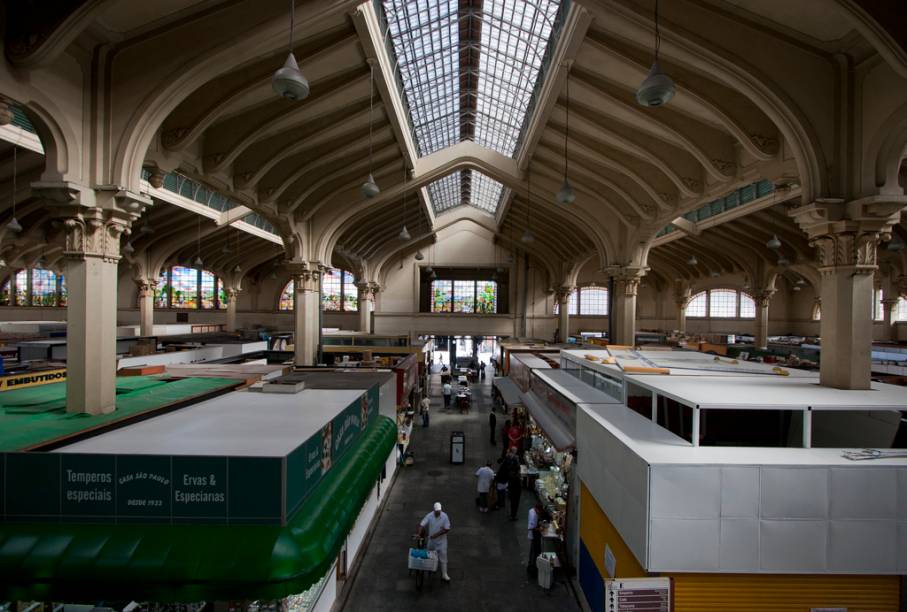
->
[433,502,442,512]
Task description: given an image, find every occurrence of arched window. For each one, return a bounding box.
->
[897,297,907,322]
[278,269,359,312]
[155,267,226,309]
[873,289,884,321]
[812,301,822,321]
[685,288,754,319]
[0,268,67,307]
[554,287,608,315]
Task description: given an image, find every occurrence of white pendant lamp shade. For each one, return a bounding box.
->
[636,61,675,107]
[424,266,433,275]
[0,259,6,268]
[792,285,801,291]
[521,228,534,243]
[398,225,411,241]
[710,270,720,278]
[6,217,22,233]
[429,270,437,280]
[796,278,806,285]
[766,234,781,250]
[122,242,135,255]
[361,174,380,198]
[194,255,204,266]
[272,53,310,101]
[777,255,790,266]
[556,179,576,205]
[687,255,697,265]
[414,251,424,261]
[270,271,278,280]
[233,264,242,273]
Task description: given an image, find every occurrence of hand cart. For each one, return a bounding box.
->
[408,535,438,590]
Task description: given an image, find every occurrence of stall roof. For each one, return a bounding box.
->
[278,370,396,389]
[510,353,555,369]
[624,375,907,411]
[533,369,622,406]
[560,348,818,378]
[580,402,907,466]
[56,389,363,457]
[493,376,523,407]
[521,391,575,451]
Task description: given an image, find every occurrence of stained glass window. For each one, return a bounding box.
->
[216,278,227,310]
[200,270,216,309]
[170,266,198,309]
[709,289,738,318]
[343,271,358,311]
[155,271,169,308]
[476,281,497,313]
[14,269,27,305]
[686,292,707,317]
[322,269,342,311]
[431,280,453,312]
[31,269,58,306]
[453,280,475,313]
[739,293,756,318]
[279,280,295,311]
[579,287,608,315]
[58,275,67,307]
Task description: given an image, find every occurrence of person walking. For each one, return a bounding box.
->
[418,502,451,582]
[500,419,511,459]
[479,361,486,381]
[442,381,452,408]
[488,409,497,446]
[420,395,430,427]
[474,461,495,513]
[507,420,523,455]
[527,501,545,578]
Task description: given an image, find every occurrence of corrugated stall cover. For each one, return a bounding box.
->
[0,415,397,601]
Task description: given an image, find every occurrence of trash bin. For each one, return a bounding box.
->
[450,431,465,464]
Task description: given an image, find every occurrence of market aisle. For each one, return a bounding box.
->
[340,369,581,612]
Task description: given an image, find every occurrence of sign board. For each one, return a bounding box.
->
[606,577,671,612]
[1,452,282,525]
[285,384,379,517]
[0,384,381,526]
[0,368,66,391]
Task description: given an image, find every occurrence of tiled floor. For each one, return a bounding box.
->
[340,370,581,612]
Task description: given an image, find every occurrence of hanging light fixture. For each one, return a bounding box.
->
[796,278,806,286]
[766,234,781,250]
[233,264,242,273]
[398,167,410,240]
[0,259,7,268]
[792,285,801,292]
[556,74,575,205]
[270,270,278,280]
[272,0,310,101]
[122,242,135,256]
[687,255,698,266]
[361,63,380,198]
[636,0,676,107]
[7,145,21,234]
[522,163,535,243]
[414,251,424,261]
[777,255,790,266]
[710,270,720,278]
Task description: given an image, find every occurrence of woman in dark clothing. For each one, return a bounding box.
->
[489,410,497,445]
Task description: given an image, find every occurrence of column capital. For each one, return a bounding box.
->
[135,278,156,298]
[554,286,574,303]
[226,287,242,301]
[790,197,905,274]
[287,261,323,292]
[607,266,647,297]
[753,288,776,307]
[59,208,131,262]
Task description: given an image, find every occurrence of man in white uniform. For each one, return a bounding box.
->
[418,502,451,582]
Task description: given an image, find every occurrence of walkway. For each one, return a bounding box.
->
[341,369,582,612]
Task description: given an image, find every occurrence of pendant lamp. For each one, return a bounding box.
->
[687,255,698,266]
[7,145,21,234]
[636,0,676,107]
[556,75,575,205]
[194,216,203,267]
[415,251,424,261]
[122,242,135,256]
[361,63,380,198]
[272,1,310,101]
[398,168,410,240]
[766,234,781,250]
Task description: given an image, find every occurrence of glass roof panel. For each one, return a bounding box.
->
[426,170,504,216]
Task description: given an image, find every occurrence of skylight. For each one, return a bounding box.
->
[426,170,505,215]
[382,0,563,158]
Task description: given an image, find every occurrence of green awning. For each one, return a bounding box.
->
[0,415,397,601]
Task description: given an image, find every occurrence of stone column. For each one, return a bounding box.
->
[136,278,156,337]
[880,298,898,341]
[38,184,150,413]
[289,263,322,366]
[791,197,903,389]
[609,267,646,345]
[225,288,241,332]
[356,281,376,334]
[555,286,572,342]
[673,285,691,334]
[753,289,776,350]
